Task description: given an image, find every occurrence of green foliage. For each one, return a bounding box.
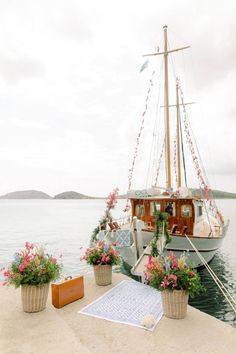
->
[150,238,159,257]
[154,211,170,243]
[144,252,205,298]
[150,211,171,257]
[81,241,121,266]
[2,242,62,288]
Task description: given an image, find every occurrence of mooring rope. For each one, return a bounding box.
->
[185,234,236,313]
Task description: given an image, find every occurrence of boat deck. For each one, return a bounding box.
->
[1,273,236,354]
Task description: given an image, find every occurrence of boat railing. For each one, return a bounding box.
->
[113,216,132,226]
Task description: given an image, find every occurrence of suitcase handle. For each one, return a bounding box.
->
[64,276,73,280]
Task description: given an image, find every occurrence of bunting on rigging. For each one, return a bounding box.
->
[124,70,156,212]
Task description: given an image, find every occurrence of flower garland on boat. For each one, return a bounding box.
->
[178,79,224,224]
[91,188,119,243]
[178,79,209,200]
[154,140,165,187]
[150,211,170,257]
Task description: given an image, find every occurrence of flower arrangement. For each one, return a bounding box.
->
[81,240,121,267]
[1,242,62,288]
[144,252,204,297]
[91,187,119,242]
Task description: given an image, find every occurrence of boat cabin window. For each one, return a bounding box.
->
[150,202,161,215]
[197,205,203,217]
[135,204,145,218]
[164,202,176,217]
[181,204,192,218]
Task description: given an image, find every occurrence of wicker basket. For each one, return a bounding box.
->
[93,265,112,286]
[161,289,189,319]
[21,283,50,313]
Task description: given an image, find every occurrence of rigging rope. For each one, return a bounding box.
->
[145,62,164,189]
[124,70,156,212]
[178,80,224,225]
[185,234,236,314]
[178,81,210,199]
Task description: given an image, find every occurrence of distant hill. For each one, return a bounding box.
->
[0,190,52,199]
[191,189,236,199]
[1,188,235,200]
[54,191,92,199]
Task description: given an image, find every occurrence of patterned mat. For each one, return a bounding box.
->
[79,280,163,331]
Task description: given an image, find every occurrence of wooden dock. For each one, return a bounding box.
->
[1,273,236,354]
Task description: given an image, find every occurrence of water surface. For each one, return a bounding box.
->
[0,198,235,327]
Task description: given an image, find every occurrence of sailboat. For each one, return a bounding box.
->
[98,26,229,272]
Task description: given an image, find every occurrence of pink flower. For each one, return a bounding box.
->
[172,261,177,269]
[3,270,11,277]
[163,276,169,286]
[144,271,150,280]
[169,252,175,260]
[19,264,25,272]
[25,242,34,250]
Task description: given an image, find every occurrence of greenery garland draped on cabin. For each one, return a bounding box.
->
[150,211,171,257]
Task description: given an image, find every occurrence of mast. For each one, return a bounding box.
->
[163,25,171,190]
[176,79,181,188]
[143,26,190,191]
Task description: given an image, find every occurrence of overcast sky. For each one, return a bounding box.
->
[0,0,235,197]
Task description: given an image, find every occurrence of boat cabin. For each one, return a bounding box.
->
[130,197,197,235]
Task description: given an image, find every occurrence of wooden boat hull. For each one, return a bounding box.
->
[165,234,225,267]
[140,229,225,267]
[116,225,226,271]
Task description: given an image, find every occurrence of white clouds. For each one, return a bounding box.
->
[0,54,44,83]
[0,0,235,195]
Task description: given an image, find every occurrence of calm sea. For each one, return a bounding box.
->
[0,198,235,327]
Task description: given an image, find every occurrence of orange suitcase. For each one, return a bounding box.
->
[51,276,84,309]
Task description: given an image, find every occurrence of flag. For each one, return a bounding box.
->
[140,59,149,73]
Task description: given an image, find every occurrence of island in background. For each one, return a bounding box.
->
[0,189,235,199]
[0,190,53,199]
[54,191,93,199]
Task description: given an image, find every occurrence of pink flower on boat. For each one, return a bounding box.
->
[106,188,119,210]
